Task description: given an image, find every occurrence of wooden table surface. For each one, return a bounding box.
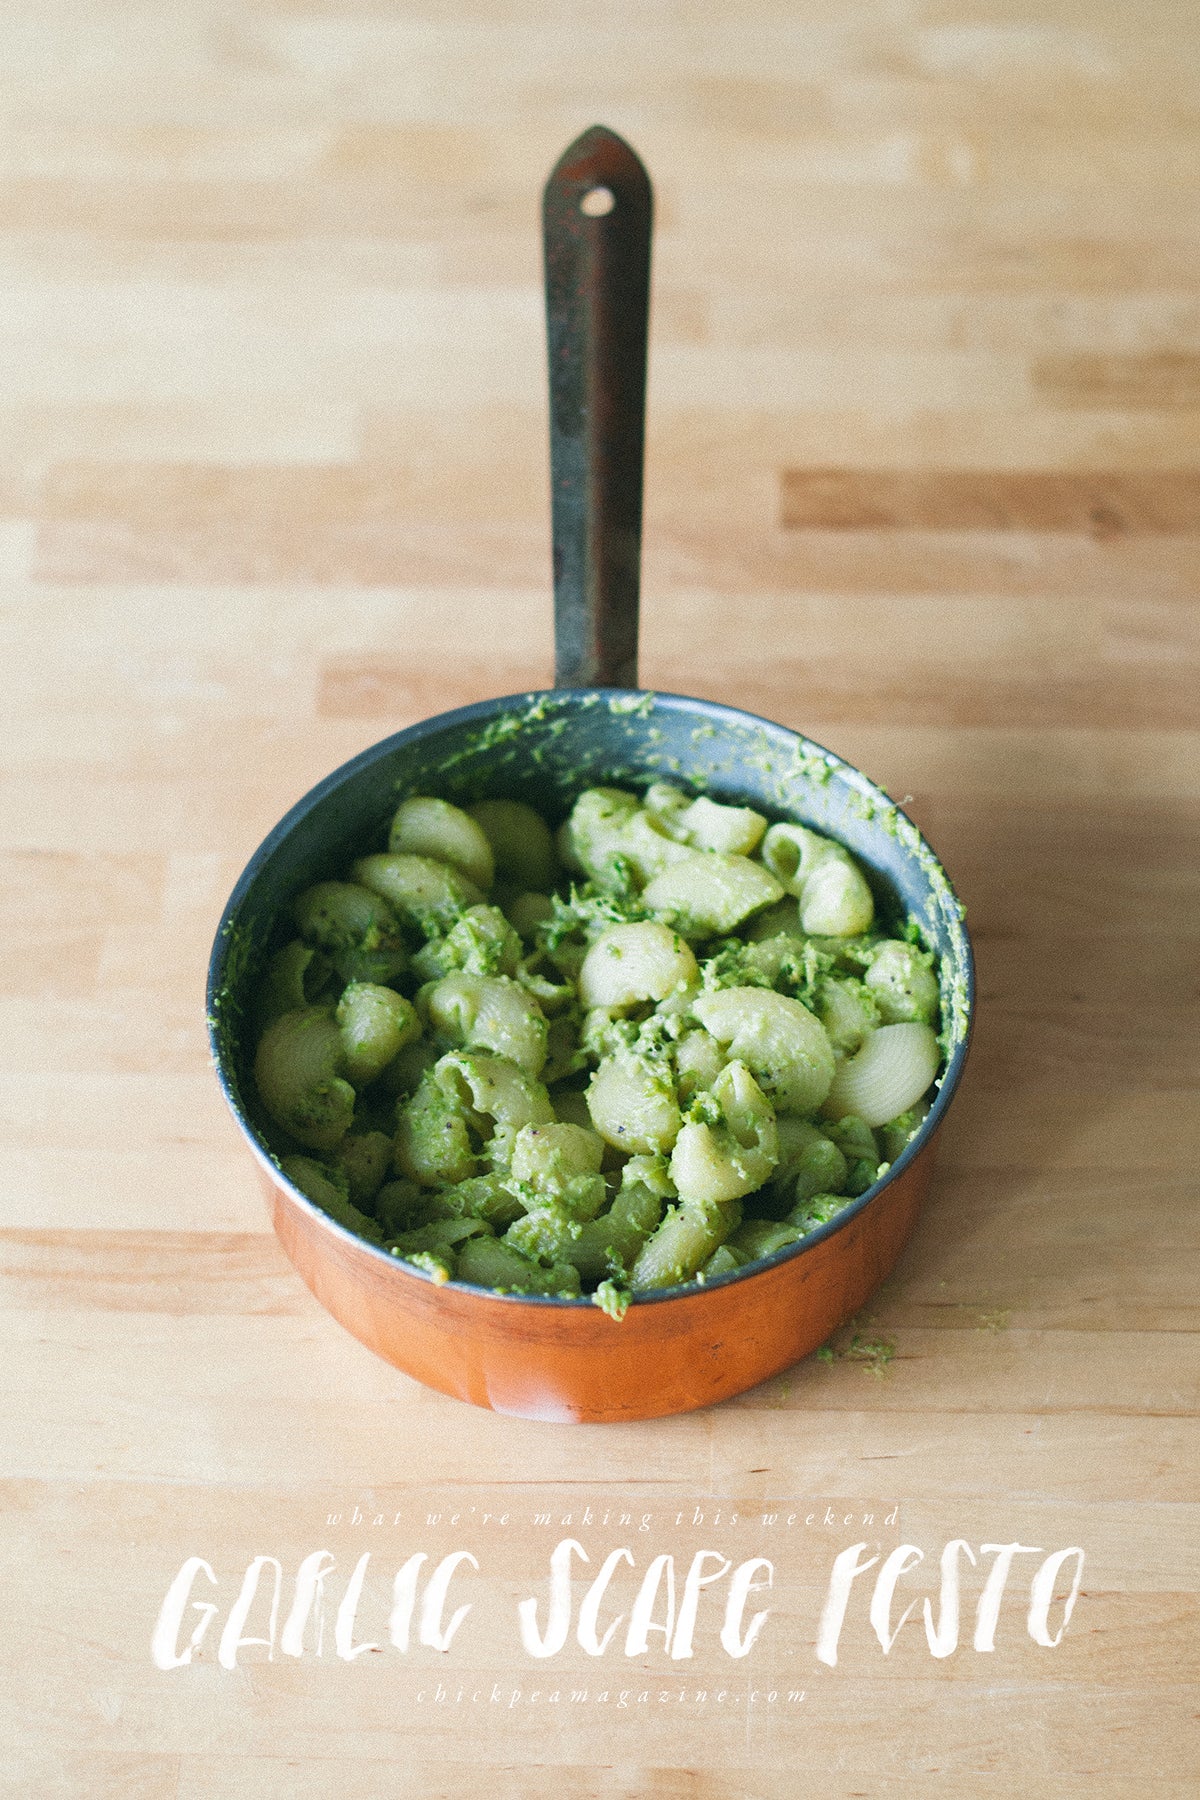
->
[4,3,1198,1794]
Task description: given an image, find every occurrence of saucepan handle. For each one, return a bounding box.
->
[543,125,653,689]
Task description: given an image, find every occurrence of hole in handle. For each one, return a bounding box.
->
[580,185,615,217]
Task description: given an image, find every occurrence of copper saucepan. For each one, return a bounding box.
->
[207,127,974,1422]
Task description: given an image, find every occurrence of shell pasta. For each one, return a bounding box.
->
[248,784,946,1316]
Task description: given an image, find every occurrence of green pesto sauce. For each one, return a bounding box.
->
[608,692,656,717]
[208,917,259,1095]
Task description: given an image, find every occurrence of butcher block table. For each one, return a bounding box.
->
[3,3,1197,1795]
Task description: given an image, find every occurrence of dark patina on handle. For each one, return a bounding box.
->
[543,125,653,688]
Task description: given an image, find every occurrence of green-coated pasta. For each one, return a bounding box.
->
[692,986,836,1115]
[424,971,548,1075]
[247,776,945,1315]
[282,1155,384,1243]
[503,1181,607,1263]
[293,881,409,986]
[586,1049,682,1155]
[879,1101,931,1162]
[640,852,783,937]
[394,1070,478,1186]
[375,1178,423,1234]
[335,1129,393,1204]
[255,939,332,1029]
[728,1218,806,1260]
[389,797,496,891]
[423,1172,525,1228]
[700,1244,748,1280]
[760,824,875,937]
[673,1027,725,1102]
[336,982,421,1085]
[786,1191,853,1233]
[771,1118,849,1205]
[411,904,522,983]
[391,1216,491,1257]
[510,1120,605,1186]
[434,1050,553,1136]
[515,950,575,1015]
[822,1114,881,1196]
[630,1196,742,1290]
[254,1008,356,1151]
[816,976,880,1056]
[353,853,485,935]
[563,1177,665,1284]
[565,788,685,887]
[456,1234,582,1297]
[864,940,940,1025]
[644,783,767,856]
[669,1061,778,1203]
[506,890,555,941]
[469,799,559,892]
[579,921,698,1012]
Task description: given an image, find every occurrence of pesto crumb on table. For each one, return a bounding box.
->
[248,785,944,1315]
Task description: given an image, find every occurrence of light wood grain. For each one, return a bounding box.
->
[2,0,1198,1791]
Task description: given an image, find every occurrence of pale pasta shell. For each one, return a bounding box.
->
[824,1023,940,1128]
[579,921,698,1011]
[389,797,495,891]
